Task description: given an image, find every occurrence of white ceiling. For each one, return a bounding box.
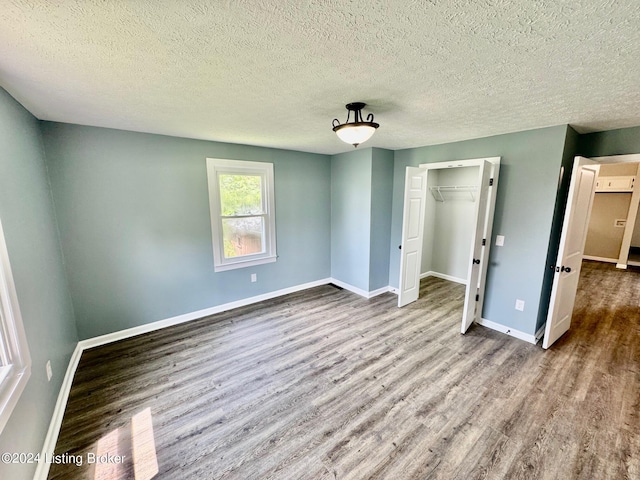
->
[1,1,639,155]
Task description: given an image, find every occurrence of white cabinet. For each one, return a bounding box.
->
[595,175,635,192]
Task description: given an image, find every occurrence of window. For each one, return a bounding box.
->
[206,158,277,272]
[0,219,31,433]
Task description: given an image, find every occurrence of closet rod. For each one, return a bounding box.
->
[429,185,477,202]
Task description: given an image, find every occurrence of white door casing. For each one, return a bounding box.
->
[398,167,428,307]
[543,156,599,349]
[461,159,494,333]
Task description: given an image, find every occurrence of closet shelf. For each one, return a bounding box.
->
[429,185,478,202]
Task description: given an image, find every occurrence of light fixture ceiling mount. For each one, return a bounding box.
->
[332,102,379,148]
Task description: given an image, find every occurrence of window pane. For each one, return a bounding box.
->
[218,174,263,215]
[222,217,264,258]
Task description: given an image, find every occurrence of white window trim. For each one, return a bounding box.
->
[0,218,31,434]
[206,158,277,272]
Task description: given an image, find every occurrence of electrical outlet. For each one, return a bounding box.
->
[46,360,52,381]
[251,273,257,283]
[515,299,525,311]
[496,235,505,246]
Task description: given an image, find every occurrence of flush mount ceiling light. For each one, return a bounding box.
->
[332,102,379,148]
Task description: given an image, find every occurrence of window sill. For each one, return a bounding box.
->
[214,255,277,272]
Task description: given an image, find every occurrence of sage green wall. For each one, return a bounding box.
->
[42,123,331,340]
[330,148,394,293]
[331,148,372,291]
[369,148,394,291]
[0,89,78,480]
[389,126,569,335]
[580,125,640,157]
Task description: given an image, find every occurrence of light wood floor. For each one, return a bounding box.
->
[49,261,640,479]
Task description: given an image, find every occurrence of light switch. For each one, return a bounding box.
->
[515,299,525,311]
[496,235,505,246]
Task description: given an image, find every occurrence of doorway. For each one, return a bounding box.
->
[544,154,640,348]
[398,157,500,334]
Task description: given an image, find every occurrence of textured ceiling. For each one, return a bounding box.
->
[1,1,639,155]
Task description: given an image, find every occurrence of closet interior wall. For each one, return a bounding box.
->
[421,166,479,284]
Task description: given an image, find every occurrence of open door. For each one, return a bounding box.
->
[543,156,598,349]
[461,160,495,333]
[398,167,427,307]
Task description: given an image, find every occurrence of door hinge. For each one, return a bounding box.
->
[475,294,479,301]
[482,238,486,246]
[489,178,494,186]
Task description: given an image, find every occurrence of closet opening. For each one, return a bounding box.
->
[398,157,500,334]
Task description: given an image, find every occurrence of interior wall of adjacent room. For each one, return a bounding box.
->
[584,163,637,259]
[584,193,631,259]
[631,208,640,247]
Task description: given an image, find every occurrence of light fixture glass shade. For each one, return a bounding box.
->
[334,124,376,146]
[332,102,379,147]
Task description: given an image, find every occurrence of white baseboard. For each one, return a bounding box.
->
[81,278,332,350]
[582,256,627,269]
[329,278,392,299]
[33,344,84,480]
[421,271,467,285]
[475,318,538,345]
[368,285,393,298]
[582,255,617,264]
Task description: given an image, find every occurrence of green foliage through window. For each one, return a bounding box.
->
[218,174,262,216]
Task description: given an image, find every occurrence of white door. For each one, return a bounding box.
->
[461,160,494,333]
[398,167,427,307]
[543,156,598,349]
